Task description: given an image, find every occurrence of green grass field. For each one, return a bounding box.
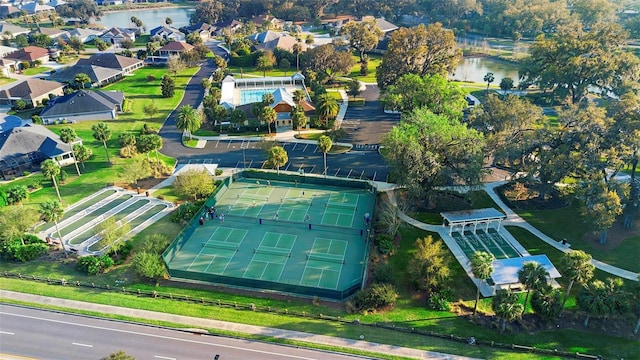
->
[22,66,52,76]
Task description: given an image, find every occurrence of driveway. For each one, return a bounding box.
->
[340,85,399,145]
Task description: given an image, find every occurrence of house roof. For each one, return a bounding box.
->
[0,115,23,133]
[76,53,143,70]
[182,22,215,34]
[100,27,135,39]
[0,123,68,161]
[61,28,102,43]
[40,90,124,119]
[0,79,64,100]
[158,41,193,52]
[38,27,68,38]
[248,30,283,44]
[0,5,20,17]
[0,45,17,58]
[19,2,55,14]
[47,0,67,6]
[6,46,49,62]
[261,35,305,52]
[374,18,399,33]
[48,64,121,84]
[269,88,294,107]
[0,21,29,35]
[150,26,184,37]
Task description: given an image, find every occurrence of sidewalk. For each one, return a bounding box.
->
[0,290,479,360]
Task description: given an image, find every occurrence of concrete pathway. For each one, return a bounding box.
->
[0,290,480,360]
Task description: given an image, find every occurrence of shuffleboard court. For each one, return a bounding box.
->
[163,172,376,299]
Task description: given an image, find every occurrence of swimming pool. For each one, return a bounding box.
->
[240,88,276,105]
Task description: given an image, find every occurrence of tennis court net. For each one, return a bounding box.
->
[203,241,238,251]
[255,247,291,257]
[307,253,345,264]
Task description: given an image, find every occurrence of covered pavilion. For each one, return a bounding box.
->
[440,208,505,236]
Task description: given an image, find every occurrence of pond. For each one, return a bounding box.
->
[97,7,194,30]
[451,57,521,85]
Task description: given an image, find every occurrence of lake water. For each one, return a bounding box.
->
[98,7,194,30]
[451,57,521,85]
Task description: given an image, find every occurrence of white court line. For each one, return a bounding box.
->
[154,356,176,360]
[72,342,93,347]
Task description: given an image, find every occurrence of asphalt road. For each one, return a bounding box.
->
[0,304,366,360]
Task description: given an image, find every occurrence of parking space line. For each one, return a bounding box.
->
[333,168,340,176]
[292,143,298,151]
[215,140,220,148]
[347,169,353,177]
[372,171,377,181]
[227,140,232,148]
[359,170,365,179]
[284,163,292,171]
[303,144,308,152]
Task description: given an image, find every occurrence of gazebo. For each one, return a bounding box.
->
[440,208,506,236]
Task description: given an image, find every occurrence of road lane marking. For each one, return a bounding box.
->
[1,311,319,360]
[72,342,93,347]
[0,331,15,335]
[154,356,176,360]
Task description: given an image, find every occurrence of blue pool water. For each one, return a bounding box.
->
[240,89,276,105]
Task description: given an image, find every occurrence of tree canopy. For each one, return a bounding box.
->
[302,44,355,83]
[383,108,485,198]
[376,23,461,89]
[340,20,383,63]
[520,23,640,104]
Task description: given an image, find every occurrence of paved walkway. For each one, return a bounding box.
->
[0,290,479,360]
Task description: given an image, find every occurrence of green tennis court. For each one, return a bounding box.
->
[164,173,376,299]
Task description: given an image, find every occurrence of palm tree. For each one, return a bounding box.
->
[531,286,563,321]
[177,105,202,140]
[292,42,302,71]
[315,93,339,126]
[92,122,112,164]
[59,127,81,176]
[165,17,173,26]
[577,278,627,327]
[484,72,495,95]
[40,159,62,202]
[259,106,277,135]
[318,135,332,176]
[560,250,595,309]
[73,144,92,169]
[492,289,524,332]
[293,89,305,104]
[267,146,288,174]
[74,72,91,89]
[518,261,549,315]
[470,251,494,317]
[39,200,66,252]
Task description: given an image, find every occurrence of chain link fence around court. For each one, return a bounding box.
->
[2,272,610,360]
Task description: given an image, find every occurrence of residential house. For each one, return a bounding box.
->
[157,41,193,57]
[150,25,185,42]
[99,27,136,45]
[48,53,143,87]
[0,116,78,180]
[212,19,243,36]
[260,34,306,53]
[6,46,49,67]
[251,14,284,30]
[46,0,67,7]
[0,4,20,18]
[0,21,30,38]
[48,64,122,87]
[60,28,102,43]
[0,58,16,77]
[248,30,284,44]
[39,89,125,123]
[0,45,17,58]
[181,22,216,42]
[76,52,143,74]
[37,27,69,41]
[0,78,64,107]
[19,1,55,14]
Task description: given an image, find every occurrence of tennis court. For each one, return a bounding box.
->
[164,174,376,299]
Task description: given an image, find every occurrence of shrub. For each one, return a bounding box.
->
[14,99,27,110]
[0,235,48,262]
[352,283,398,312]
[214,169,223,176]
[58,169,69,183]
[76,255,115,275]
[141,123,158,135]
[31,115,42,124]
[146,75,156,81]
[22,171,31,176]
[172,202,199,223]
[374,234,396,255]
[427,290,452,311]
[371,263,395,285]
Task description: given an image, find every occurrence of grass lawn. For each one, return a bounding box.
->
[182,137,199,147]
[293,132,325,140]
[22,66,52,76]
[226,67,299,78]
[347,55,381,83]
[516,202,640,273]
[0,66,197,209]
[0,77,16,86]
[192,129,220,136]
[326,90,343,100]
